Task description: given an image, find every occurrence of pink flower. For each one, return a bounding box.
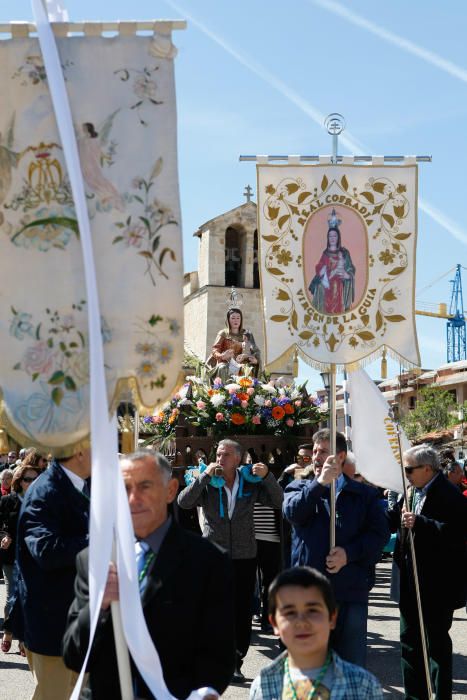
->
[247,387,255,396]
[265,399,272,407]
[286,418,295,427]
[196,400,207,409]
[294,399,302,407]
[23,341,54,376]
[213,377,223,386]
[252,415,261,425]
[153,415,163,424]
[241,400,248,408]
[215,412,225,421]
[228,387,237,395]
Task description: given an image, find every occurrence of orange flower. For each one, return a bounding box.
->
[239,377,252,387]
[168,408,180,425]
[272,406,286,420]
[284,403,295,415]
[208,389,214,396]
[231,413,246,425]
[237,392,250,402]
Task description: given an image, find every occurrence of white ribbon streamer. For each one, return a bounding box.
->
[31,2,176,698]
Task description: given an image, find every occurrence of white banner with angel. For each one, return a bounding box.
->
[257,164,420,370]
[0,30,184,452]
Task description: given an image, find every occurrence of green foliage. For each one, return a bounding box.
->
[401,386,456,440]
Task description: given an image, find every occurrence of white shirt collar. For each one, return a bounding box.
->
[223,470,240,520]
[59,463,85,492]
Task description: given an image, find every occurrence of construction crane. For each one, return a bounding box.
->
[415,264,466,363]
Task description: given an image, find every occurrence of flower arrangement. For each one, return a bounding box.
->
[144,374,322,442]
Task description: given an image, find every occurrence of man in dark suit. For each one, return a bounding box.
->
[390,444,467,700]
[63,450,235,699]
[16,448,91,699]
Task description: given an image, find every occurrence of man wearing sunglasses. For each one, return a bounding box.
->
[388,444,467,700]
[279,444,315,489]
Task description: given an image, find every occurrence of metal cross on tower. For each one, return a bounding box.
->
[243,184,253,202]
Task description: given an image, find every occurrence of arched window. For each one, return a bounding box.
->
[225,226,242,286]
[253,229,260,289]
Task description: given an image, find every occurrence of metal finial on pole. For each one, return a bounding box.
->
[324,113,346,164]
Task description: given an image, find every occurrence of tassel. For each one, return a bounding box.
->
[0,426,9,454]
[381,349,387,379]
[120,414,134,454]
[293,349,299,377]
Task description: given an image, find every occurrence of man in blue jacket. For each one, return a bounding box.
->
[16,447,91,700]
[283,429,389,668]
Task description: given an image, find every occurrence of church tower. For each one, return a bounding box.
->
[183,188,294,377]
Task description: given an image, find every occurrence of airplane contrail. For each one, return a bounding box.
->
[164,0,467,244]
[164,0,366,153]
[309,0,467,85]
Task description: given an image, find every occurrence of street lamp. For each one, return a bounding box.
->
[458,406,465,459]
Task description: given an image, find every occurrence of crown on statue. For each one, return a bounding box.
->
[226,286,243,309]
[328,208,342,229]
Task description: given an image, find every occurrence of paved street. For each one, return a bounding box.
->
[1,560,466,699]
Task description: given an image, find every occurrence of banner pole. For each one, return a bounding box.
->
[393,410,435,700]
[329,365,337,548]
[110,541,134,700]
[134,410,140,451]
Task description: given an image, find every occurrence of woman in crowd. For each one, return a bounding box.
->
[1,469,13,496]
[0,463,40,654]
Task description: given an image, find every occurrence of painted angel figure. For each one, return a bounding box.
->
[77,113,124,212]
[0,114,20,210]
[309,209,355,314]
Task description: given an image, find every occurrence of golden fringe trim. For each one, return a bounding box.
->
[265,344,419,375]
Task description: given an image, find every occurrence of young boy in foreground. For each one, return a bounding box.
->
[250,567,383,700]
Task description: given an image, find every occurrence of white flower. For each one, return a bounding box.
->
[210,394,226,407]
[261,383,277,394]
[225,383,241,392]
[133,75,158,100]
[178,385,191,399]
[254,395,265,407]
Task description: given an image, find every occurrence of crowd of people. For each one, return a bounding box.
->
[0,431,466,700]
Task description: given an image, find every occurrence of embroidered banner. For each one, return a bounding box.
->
[0,31,184,452]
[257,164,420,370]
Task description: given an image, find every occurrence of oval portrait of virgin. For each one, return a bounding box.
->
[303,206,368,315]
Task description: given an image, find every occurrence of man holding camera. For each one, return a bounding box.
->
[178,439,283,683]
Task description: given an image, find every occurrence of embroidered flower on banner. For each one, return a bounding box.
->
[133,314,181,391]
[114,65,163,127]
[11,302,89,407]
[113,159,178,287]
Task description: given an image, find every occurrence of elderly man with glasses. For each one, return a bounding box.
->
[388,444,467,700]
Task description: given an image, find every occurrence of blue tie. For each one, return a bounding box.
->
[135,541,151,594]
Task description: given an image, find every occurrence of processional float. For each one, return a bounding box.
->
[0,1,194,698]
[242,113,434,698]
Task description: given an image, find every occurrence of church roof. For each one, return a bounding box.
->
[193,200,257,237]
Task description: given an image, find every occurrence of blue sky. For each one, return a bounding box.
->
[3,1,467,390]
